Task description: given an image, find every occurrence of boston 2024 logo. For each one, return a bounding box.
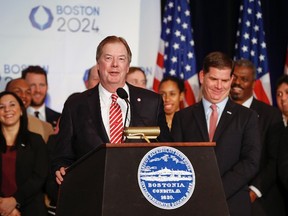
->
[29,5,54,31]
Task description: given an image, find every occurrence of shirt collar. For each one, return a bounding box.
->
[98,83,130,103]
[241,96,254,108]
[27,103,45,115]
[202,97,228,112]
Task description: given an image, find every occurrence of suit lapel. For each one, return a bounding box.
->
[250,98,260,118]
[127,84,143,127]
[213,99,236,141]
[87,86,110,143]
[193,102,210,141]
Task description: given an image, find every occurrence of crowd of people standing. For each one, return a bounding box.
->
[0,35,287,216]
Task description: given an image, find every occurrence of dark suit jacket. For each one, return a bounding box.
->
[52,83,171,170]
[278,126,288,212]
[0,132,48,216]
[171,99,261,216]
[279,126,288,189]
[249,98,286,216]
[45,134,59,206]
[45,106,61,129]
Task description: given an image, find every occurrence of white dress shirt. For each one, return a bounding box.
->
[99,83,130,140]
[27,104,46,122]
[202,97,228,132]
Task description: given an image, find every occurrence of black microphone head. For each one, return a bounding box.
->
[116,88,128,99]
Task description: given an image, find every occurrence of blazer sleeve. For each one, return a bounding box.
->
[278,127,288,190]
[170,111,184,142]
[51,99,75,172]
[13,133,48,207]
[250,118,284,195]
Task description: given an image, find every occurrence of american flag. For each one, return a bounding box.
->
[153,0,199,107]
[235,0,272,105]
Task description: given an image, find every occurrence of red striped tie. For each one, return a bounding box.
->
[209,104,218,141]
[109,94,123,143]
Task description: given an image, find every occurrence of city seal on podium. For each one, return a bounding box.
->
[138,146,195,210]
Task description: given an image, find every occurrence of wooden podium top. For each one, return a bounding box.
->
[105,142,216,148]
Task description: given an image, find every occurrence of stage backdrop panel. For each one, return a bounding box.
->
[0,0,160,112]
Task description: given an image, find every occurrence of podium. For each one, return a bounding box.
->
[56,143,229,216]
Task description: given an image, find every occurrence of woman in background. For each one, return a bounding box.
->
[158,76,185,130]
[0,91,48,216]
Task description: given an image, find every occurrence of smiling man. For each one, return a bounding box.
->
[53,36,171,185]
[171,52,261,216]
[230,59,285,216]
[22,65,61,130]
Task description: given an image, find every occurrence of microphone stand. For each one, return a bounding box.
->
[116,87,130,142]
[122,98,130,142]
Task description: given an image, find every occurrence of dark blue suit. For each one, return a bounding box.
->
[278,126,288,214]
[45,107,61,129]
[52,83,171,170]
[249,98,286,216]
[171,99,261,216]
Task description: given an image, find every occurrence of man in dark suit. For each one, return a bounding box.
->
[278,124,288,213]
[53,35,171,184]
[22,65,61,129]
[171,52,261,216]
[230,59,286,216]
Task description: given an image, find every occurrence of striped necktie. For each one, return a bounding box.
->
[109,94,123,143]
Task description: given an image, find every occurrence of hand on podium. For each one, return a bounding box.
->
[56,167,67,185]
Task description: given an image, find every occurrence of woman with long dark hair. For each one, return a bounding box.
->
[0,91,48,216]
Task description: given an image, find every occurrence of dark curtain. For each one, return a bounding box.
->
[161,0,288,106]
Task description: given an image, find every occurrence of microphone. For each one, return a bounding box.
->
[116,87,130,105]
[116,88,130,141]
[116,87,161,143]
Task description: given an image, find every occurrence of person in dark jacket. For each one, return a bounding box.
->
[0,91,48,216]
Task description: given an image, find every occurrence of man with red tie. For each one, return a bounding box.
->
[171,52,261,216]
[53,36,171,185]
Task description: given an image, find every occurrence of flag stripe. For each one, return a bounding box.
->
[254,79,270,104]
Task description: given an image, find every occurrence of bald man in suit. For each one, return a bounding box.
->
[171,52,261,216]
[230,59,285,216]
[53,36,171,184]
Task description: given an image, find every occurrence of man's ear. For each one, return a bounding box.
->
[199,70,204,85]
[95,64,101,77]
